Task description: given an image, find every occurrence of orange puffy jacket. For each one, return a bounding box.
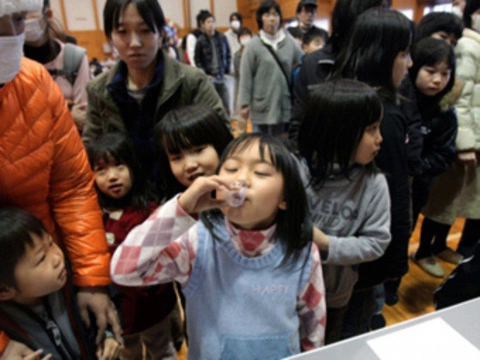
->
[0,58,110,352]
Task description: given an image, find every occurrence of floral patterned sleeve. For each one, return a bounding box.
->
[297,244,327,350]
[110,195,199,288]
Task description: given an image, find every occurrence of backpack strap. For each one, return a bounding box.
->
[63,43,86,85]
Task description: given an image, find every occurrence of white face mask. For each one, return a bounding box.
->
[0,33,25,85]
[231,20,241,31]
[472,14,480,33]
[24,17,47,43]
[451,6,463,19]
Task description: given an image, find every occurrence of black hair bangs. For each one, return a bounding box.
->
[219,134,280,172]
[104,0,165,38]
[0,207,47,288]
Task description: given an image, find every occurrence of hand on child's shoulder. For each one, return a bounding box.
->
[97,337,123,360]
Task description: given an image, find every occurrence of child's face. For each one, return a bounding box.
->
[167,144,220,188]
[353,117,383,165]
[94,155,132,200]
[12,232,66,306]
[415,61,451,97]
[302,36,325,54]
[239,34,252,47]
[392,49,412,88]
[218,141,286,230]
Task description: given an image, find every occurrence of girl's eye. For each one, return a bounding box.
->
[194,146,205,154]
[37,254,46,265]
[254,171,270,177]
[224,167,237,173]
[169,154,182,162]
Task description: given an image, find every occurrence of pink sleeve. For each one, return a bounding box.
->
[110,196,199,288]
[297,244,327,350]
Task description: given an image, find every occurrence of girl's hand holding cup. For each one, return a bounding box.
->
[178,176,230,214]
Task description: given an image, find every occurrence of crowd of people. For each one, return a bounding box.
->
[0,0,479,359]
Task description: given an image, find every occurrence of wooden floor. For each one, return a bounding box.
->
[383,215,465,325]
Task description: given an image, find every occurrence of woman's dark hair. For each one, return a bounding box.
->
[201,133,313,267]
[256,0,283,30]
[229,12,243,23]
[463,0,480,29]
[104,0,166,39]
[329,0,386,54]
[331,8,412,100]
[0,207,47,289]
[409,37,456,104]
[417,12,464,42]
[154,105,233,200]
[86,132,156,212]
[298,79,383,188]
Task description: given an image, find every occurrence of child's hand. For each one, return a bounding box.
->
[0,341,51,360]
[96,337,123,360]
[23,350,52,360]
[178,175,229,214]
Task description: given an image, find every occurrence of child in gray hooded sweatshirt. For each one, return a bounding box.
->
[298,79,391,344]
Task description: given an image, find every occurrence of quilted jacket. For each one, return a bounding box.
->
[455,28,480,151]
[0,58,110,352]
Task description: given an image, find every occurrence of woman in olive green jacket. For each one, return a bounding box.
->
[83,0,229,195]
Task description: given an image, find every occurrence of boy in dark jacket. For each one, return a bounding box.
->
[194,11,232,116]
[0,207,122,360]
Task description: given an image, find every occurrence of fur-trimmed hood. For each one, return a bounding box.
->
[439,77,464,112]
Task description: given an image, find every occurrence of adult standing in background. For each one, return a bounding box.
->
[287,0,318,45]
[23,0,90,133]
[224,11,242,70]
[195,11,231,116]
[83,0,229,198]
[0,0,121,358]
[238,0,303,136]
[183,9,210,66]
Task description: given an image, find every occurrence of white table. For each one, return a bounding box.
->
[285,297,480,359]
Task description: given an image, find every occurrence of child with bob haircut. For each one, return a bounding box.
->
[86,132,181,359]
[111,133,327,359]
[155,104,233,201]
[298,79,391,343]
[408,38,461,278]
[0,207,122,360]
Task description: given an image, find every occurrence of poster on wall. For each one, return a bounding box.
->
[63,0,97,31]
